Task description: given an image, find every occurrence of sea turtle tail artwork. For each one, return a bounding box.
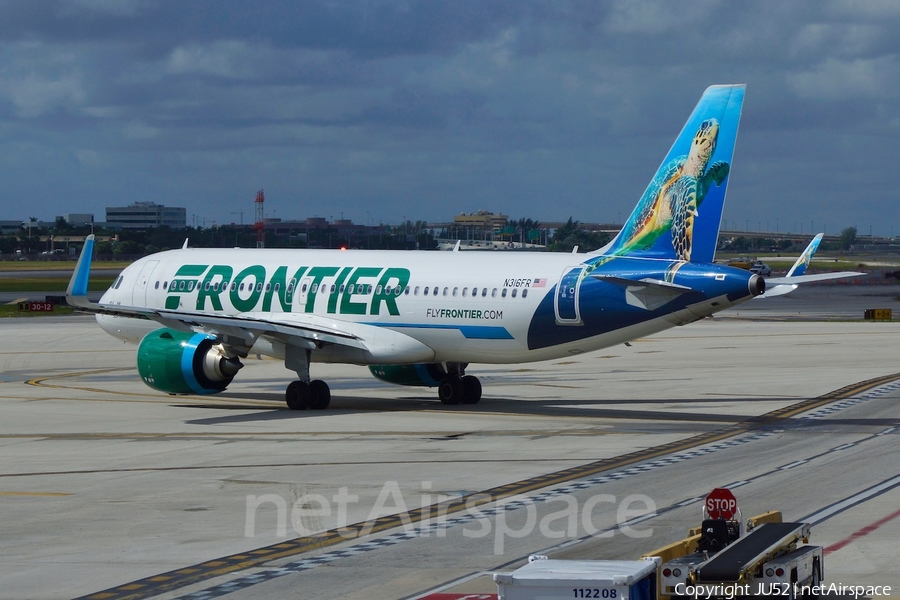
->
[604,84,745,264]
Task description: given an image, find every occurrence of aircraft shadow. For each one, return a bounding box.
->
[175,392,841,429]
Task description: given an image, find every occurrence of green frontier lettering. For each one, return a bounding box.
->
[371,267,410,316]
[327,267,352,314]
[166,264,208,310]
[262,266,308,312]
[230,265,266,312]
[166,263,412,316]
[340,267,381,315]
[196,265,233,311]
[304,266,340,313]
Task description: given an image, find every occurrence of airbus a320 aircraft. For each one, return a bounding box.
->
[66,84,852,410]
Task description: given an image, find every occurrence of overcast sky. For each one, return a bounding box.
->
[1,0,898,236]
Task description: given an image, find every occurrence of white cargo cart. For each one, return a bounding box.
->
[493,555,660,600]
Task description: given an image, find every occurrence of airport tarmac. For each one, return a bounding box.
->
[0,284,898,600]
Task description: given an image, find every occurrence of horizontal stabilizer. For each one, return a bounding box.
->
[760,271,864,299]
[593,275,692,310]
[765,272,864,285]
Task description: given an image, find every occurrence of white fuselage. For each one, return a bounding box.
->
[96,247,733,366]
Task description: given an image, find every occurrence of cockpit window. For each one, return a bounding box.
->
[112,275,124,289]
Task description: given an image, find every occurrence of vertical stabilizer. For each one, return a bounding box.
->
[602,84,745,263]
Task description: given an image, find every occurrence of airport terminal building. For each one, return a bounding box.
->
[105,202,187,230]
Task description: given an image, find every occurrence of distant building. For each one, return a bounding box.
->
[63,213,94,225]
[105,202,186,230]
[452,210,508,231]
[0,220,22,235]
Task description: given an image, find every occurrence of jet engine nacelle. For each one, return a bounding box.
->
[368,363,447,387]
[137,328,243,395]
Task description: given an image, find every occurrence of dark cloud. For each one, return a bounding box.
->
[0,0,898,236]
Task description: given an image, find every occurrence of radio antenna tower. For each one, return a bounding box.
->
[254,189,265,248]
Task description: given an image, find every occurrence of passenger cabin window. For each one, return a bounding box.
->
[511,289,517,298]
[502,289,508,298]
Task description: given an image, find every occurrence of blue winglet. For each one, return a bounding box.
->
[66,234,95,304]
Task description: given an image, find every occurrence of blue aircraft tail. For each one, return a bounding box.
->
[786,233,823,277]
[602,84,745,263]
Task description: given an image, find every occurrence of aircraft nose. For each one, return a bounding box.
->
[748,274,766,297]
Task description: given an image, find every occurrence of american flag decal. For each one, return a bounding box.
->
[532,278,547,287]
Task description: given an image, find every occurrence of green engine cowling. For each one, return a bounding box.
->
[368,364,447,387]
[137,328,243,395]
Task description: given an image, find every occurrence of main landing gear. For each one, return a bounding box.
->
[437,363,482,405]
[284,345,330,411]
[285,379,331,410]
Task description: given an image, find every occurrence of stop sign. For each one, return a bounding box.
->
[705,487,738,520]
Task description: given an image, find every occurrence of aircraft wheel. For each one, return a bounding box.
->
[438,376,461,405]
[309,380,331,410]
[460,375,482,404]
[286,380,310,410]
